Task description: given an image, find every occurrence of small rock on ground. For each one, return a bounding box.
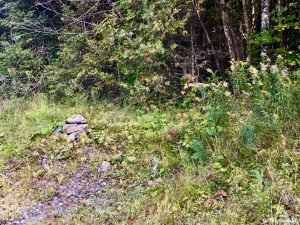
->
[99,161,111,172]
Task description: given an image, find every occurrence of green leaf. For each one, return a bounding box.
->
[213,162,222,170]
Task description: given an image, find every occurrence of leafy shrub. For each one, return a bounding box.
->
[238,123,256,148]
[0,42,45,97]
[190,138,209,163]
[45,0,188,101]
[249,3,300,67]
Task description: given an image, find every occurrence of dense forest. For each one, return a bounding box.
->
[0,0,299,224]
[0,0,299,99]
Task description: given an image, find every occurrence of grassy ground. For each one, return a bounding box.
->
[0,92,299,224]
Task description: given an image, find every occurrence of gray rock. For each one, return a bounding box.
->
[51,126,63,136]
[98,161,111,172]
[63,124,88,135]
[66,115,87,124]
[67,133,77,143]
[63,124,73,131]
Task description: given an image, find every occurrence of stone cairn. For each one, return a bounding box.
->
[52,115,88,142]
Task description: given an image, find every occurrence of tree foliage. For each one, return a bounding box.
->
[0,0,299,100]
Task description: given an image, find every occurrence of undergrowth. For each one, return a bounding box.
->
[0,65,299,224]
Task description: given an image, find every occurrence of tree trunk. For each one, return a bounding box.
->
[190,25,196,77]
[261,0,270,54]
[219,0,244,61]
[220,1,235,60]
[242,0,251,40]
[195,9,222,73]
[261,0,270,30]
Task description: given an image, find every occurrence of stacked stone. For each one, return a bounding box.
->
[52,115,88,142]
[63,115,88,142]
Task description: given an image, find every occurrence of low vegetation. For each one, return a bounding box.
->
[1,64,299,224]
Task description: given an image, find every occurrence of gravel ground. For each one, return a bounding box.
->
[1,148,133,225]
